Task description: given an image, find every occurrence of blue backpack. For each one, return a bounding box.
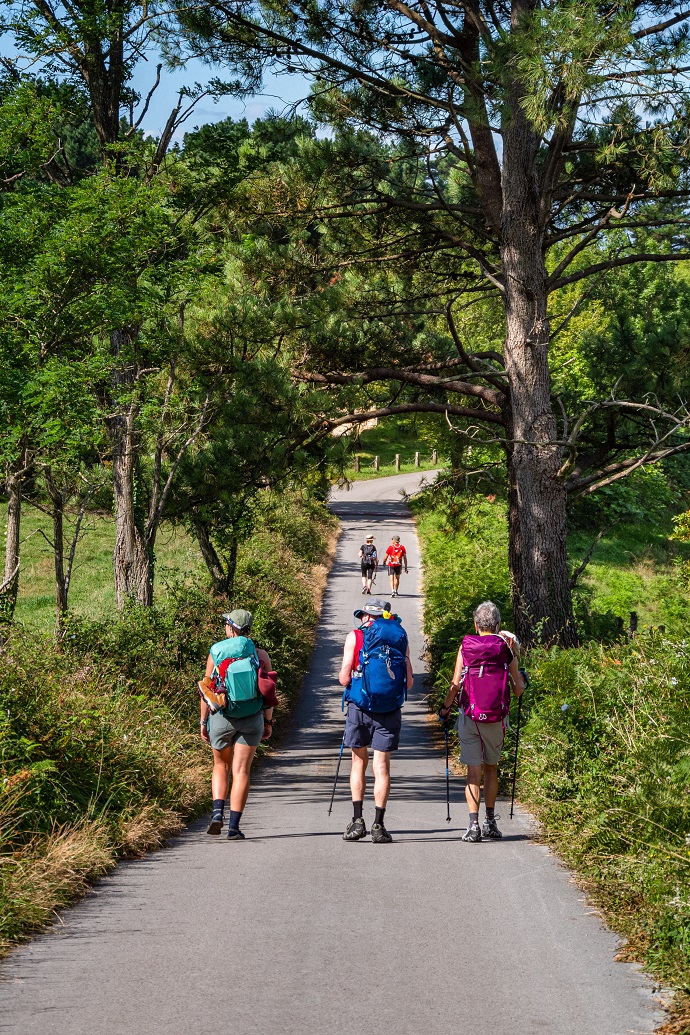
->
[344,616,409,713]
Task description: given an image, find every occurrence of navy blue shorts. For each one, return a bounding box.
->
[344,704,402,752]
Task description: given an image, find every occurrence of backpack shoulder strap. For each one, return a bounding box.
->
[352,628,364,671]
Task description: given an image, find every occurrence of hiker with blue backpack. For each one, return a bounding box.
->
[337,598,413,844]
[198,609,278,840]
[438,601,525,843]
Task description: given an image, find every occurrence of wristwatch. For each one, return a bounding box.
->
[264,717,273,724]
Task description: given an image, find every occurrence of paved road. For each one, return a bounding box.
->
[0,473,663,1035]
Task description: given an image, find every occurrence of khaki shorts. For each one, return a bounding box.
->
[456,714,505,766]
[208,709,264,750]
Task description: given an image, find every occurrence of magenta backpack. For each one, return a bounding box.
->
[459,634,513,723]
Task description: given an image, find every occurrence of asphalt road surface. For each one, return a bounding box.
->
[0,472,664,1035]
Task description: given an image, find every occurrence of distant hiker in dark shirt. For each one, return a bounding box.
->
[384,535,408,597]
[358,534,378,594]
[338,599,413,844]
[439,600,524,843]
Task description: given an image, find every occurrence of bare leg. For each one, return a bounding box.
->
[350,747,369,801]
[229,742,258,812]
[372,750,391,807]
[465,763,482,816]
[393,572,400,593]
[211,746,232,801]
[483,764,498,810]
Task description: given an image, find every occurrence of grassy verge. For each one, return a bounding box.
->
[0,490,337,956]
[413,492,690,1030]
[340,417,444,480]
[13,507,203,628]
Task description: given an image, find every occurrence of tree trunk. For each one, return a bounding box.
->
[501,85,578,648]
[105,329,153,609]
[4,467,22,584]
[2,444,27,624]
[106,403,153,608]
[43,470,69,635]
[193,518,236,598]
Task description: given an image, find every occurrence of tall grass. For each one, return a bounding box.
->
[520,638,690,995]
[0,490,337,955]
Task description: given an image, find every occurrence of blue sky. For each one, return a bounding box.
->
[130,56,312,139]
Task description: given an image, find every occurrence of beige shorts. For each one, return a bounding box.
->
[456,714,506,766]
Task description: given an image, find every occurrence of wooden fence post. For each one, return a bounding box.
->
[414,451,419,467]
[629,611,638,637]
[373,455,379,470]
[353,455,360,473]
[431,449,438,464]
[395,453,400,472]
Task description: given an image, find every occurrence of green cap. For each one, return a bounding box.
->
[222,608,253,632]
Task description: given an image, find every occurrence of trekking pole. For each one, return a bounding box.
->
[444,724,451,823]
[509,688,525,820]
[328,732,346,815]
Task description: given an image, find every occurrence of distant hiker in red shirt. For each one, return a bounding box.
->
[384,535,408,597]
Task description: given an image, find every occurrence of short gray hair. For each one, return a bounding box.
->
[473,600,500,633]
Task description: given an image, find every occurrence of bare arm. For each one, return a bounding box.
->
[509,657,525,697]
[406,646,414,690]
[257,647,274,722]
[257,646,273,670]
[338,630,357,687]
[200,653,214,741]
[440,646,464,713]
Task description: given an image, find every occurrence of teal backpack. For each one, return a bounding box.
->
[212,636,262,719]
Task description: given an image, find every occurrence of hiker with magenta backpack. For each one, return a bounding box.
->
[198,609,278,840]
[438,601,525,843]
[338,598,413,844]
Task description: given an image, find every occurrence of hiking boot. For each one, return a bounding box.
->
[482,817,502,840]
[343,817,367,841]
[226,827,246,840]
[371,822,393,844]
[362,587,367,594]
[461,823,482,843]
[207,816,223,835]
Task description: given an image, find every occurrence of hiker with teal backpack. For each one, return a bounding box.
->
[198,609,278,840]
[438,601,525,843]
[337,599,413,844]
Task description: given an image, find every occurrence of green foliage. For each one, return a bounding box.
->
[343,415,442,479]
[518,637,690,988]
[412,492,511,674]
